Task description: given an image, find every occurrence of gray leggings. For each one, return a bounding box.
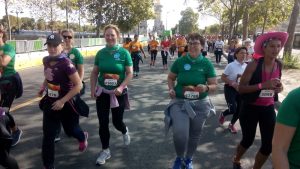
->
[170,101,210,158]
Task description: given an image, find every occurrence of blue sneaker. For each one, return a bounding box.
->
[185,158,193,169]
[172,157,183,169]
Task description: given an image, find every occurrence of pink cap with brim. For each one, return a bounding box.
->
[254,32,288,55]
[253,53,263,60]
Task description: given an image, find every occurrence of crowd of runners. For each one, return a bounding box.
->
[0,22,299,169]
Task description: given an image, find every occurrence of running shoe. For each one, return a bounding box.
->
[228,124,238,134]
[233,161,242,169]
[185,158,193,169]
[218,112,225,125]
[123,127,131,146]
[172,157,183,169]
[79,132,88,152]
[96,149,111,165]
[11,128,23,147]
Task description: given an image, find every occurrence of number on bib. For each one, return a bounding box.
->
[104,79,118,86]
[259,90,275,98]
[184,91,199,99]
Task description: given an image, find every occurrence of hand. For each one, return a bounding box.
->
[37,89,44,97]
[195,84,207,93]
[143,54,146,59]
[169,89,176,99]
[262,78,281,89]
[114,87,123,96]
[91,90,96,99]
[274,82,283,93]
[52,99,65,111]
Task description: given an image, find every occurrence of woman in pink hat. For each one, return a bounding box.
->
[231,32,288,169]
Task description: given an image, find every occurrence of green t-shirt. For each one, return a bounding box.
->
[0,43,16,77]
[170,53,216,99]
[67,47,84,66]
[94,45,133,90]
[277,87,300,169]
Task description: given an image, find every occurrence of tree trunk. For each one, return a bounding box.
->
[283,0,300,58]
[242,7,249,40]
[261,9,268,34]
[4,0,11,40]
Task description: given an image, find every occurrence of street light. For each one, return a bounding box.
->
[10,10,23,33]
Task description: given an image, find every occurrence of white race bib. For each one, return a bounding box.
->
[104,79,118,86]
[48,89,59,98]
[184,91,199,99]
[217,48,222,51]
[259,90,275,98]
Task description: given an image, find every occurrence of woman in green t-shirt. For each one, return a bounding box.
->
[90,24,133,166]
[167,33,217,169]
[0,29,23,147]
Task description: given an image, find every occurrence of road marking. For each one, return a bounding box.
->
[10,77,91,112]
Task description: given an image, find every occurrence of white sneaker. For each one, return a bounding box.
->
[123,127,131,146]
[96,149,111,165]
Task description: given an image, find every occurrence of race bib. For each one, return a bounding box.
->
[48,89,59,98]
[259,90,275,98]
[217,48,222,51]
[104,79,118,86]
[47,83,60,98]
[184,91,199,99]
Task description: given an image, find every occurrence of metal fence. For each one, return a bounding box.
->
[7,38,106,54]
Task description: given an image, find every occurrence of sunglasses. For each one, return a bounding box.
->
[63,35,73,39]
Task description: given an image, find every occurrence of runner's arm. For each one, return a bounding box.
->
[115,66,133,96]
[272,123,295,169]
[0,54,12,67]
[77,64,84,81]
[206,77,217,92]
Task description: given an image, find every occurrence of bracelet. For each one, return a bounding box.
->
[258,83,262,90]
[206,85,210,92]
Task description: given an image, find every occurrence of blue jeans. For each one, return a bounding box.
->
[42,99,85,168]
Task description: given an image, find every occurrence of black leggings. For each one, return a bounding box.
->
[161,51,168,65]
[96,93,127,149]
[150,50,157,61]
[222,85,240,125]
[131,52,141,73]
[239,103,275,156]
[0,139,19,169]
[215,50,223,63]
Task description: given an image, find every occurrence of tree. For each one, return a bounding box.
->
[284,0,300,58]
[20,17,35,30]
[178,7,199,35]
[36,19,46,30]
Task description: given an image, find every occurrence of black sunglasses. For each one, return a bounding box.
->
[63,35,73,39]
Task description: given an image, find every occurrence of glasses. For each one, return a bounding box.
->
[63,35,73,39]
[188,42,201,46]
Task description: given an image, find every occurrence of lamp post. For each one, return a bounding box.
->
[11,10,23,33]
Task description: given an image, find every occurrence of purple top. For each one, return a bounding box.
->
[43,53,77,100]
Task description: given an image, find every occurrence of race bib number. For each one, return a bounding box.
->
[217,48,222,51]
[48,89,59,98]
[184,91,199,99]
[104,79,118,86]
[259,90,275,98]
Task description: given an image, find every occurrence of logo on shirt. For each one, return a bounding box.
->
[114,53,120,60]
[69,54,75,60]
[184,64,191,71]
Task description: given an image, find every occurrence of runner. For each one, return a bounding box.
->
[90,24,133,165]
[0,29,23,147]
[201,38,208,57]
[170,36,177,59]
[39,33,88,169]
[272,87,300,169]
[166,33,217,169]
[176,35,187,58]
[0,104,19,169]
[161,36,171,70]
[226,40,238,64]
[148,36,159,68]
[232,32,288,169]
[123,37,132,52]
[214,35,224,65]
[129,34,146,77]
[243,38,254,63]
[219,47,247,133]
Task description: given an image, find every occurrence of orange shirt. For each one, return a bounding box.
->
[149,40,159,51]
[176,38,187,52]
[130,41,143,53]
[123,42,131,51]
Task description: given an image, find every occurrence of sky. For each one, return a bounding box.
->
[160,0,219,29]
[0,0,219,30]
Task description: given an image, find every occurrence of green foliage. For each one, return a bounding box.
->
[283,53,300,69]
[205,24,221,35]
[178,7,200,35]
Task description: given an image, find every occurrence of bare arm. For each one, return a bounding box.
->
[140,45,146,58]
[52,72,81,110]
[272,123,296,169]
[238,62,260,94]
[115,66,133,96]
[0,55,12,67]
[206,77,217,92]
[90,66,99,99]
[167,72,177,98]
[77,64,84,81]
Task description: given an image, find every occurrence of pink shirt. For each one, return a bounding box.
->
[253,65,280,106]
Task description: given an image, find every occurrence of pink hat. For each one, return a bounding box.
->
[252,53,262,60]
[254,32,288,55]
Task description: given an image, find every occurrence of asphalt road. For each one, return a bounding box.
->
[3,53,273,169]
